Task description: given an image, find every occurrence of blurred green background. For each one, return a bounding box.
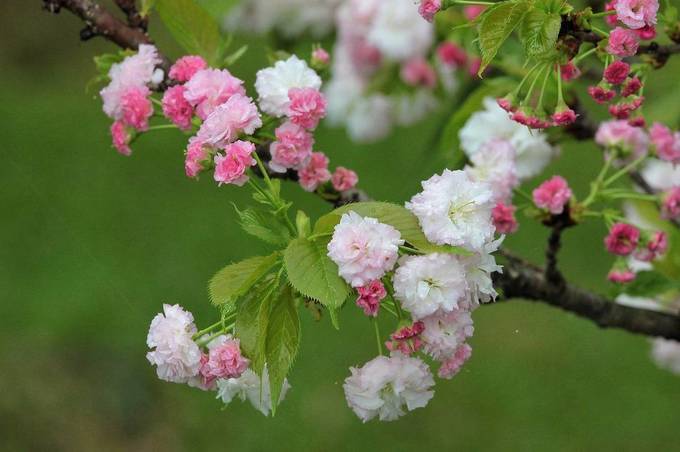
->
[2,1,680,450]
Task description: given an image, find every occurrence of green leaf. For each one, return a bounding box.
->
[283,238,350,308]
[233,206,292,246]
[155,0,222,65]
[265,286,300,414]
[519,7,562,59]
[223,44,249,67]
[197,0,240,19]
[209,253,279,308]
[235,276,279,375]
[477,0,529,75]
[621,271,677,297]
[140,0,156,16]
[313,202,471,255]
[295,210,311,239]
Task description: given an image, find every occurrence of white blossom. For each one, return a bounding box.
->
[406,169,495,252]
[255,56,322,117]
[640,158,680,191]
[459,97,556,179]
[327,211,403,287]
[651,339,680,375]
[346,94,393,143]
[393,253,468,319]
[459,237,504,307]
[146,304,202,384]
[465,139,519,203]
[366,0,433,61]
[343,352,434,422]
[421,309,474,361]
[216,367,291,416]
[393,90,439,127]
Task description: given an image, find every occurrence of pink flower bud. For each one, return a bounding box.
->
[298,152,331,192]
[603,60,631,85]
[662,187,680,220]
[110,121,132,156]
[162,85,193,131]
[532,176,573,215]
[607,269,636,283]
[604,222,640,256]
[418,0,442,22]
[213,140,256,187]
[331,167,359,192]
[588,85,616,104]
[311,47,330,66]
[437,42,467,67]
[492,202,518,234]
[552,106,578,126]
[401,57,437,88]
[621,77,642,97]
[169,55,208,83]
[356,280,387,317]
[560,61,581,81]
[464,5,486,20]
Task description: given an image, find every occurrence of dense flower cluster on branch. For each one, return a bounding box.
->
[44,0,680,422]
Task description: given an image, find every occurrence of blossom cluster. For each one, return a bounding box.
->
[327,168,503,421]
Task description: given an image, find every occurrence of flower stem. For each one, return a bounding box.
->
[373,318,384,355]
[146,124,178,131]
[591,10,616,18]
[192,320,223,340]
[603,154,647,187]
[573,47,598,64]
[452,0,495,4]
[582,156,613,207]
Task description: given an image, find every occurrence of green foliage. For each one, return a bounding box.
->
[140,0,156,16]
[314,202,470,255]
[87,50,134,91]
[283,238,350,309]
[209,253,279,308]
[520,7,562,59]
[295,210,311,239]
[155,0,222,65]
[233,205,292,246]
[477,0,530,75]
[619,271,679,298]
[196,0,240,19]
[222,44,249,67]
[265,286,300,413]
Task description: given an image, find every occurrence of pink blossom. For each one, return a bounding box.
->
[355,280,387,317]
[311,47,330,66]
[436,42,467,67]
[532,176,573,215]
[604,222,640,256]
[269,121,314,172]
[634,25,656,39]
[386,321,425,356]
[595,120,649,158]
[607,27,640,57]
[552,106,578,126]
[605,0,619,27]
[120,86,153,131]
[609,96,644,119]
[603,61,631,85]
[588,85,616,104]
[464,5,486,20]
[628,116,646,127]
[199,336,249,385]
[418,0,442,22]
[168,55,208,83]
[213,140,256,187]
[614,0,658,29]
[607,269,636,283]
[635,230,668,261]
[650,123,680,164]
[438,343,472,379]
[298,152,331,192]
[400,57,437,88]
[496,96,516,112]
[110,121,132,156]
[287,87,327,130]
[197,93,261,148]
[331,167,359,192]
[183,68,246,120]
[622,77,642,97]
[561,61,581,81]
[662,187,680,220]
[162,85,193,131]
[492,202,518,234]
[468,57,482,77]
[185,137,208,178]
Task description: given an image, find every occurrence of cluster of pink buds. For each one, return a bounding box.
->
[662,187,680,220]
[604,222,668,284]
[589,61,645,122]
[385,321,425,355]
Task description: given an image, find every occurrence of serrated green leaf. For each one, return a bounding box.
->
[478,0,529,74]
[520,8,562,59]
[155,0,222,65]
[295,210,311,238]
[234,206,292,246]
[209,253,279,307]
[328,307,340,330]
[284,238,350,308]
[313,202,471,256]
[265,286,300,414]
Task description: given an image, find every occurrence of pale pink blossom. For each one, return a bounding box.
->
[199,335,249,385]
[311,47,330,66]
[662,187,680,220]
[162,85,193,131]
[184,68,246,120]
[120,86,153,131]
[532,176,572,215]
[213,140,256,187]
[595,119,649,158]
[356,280,387,316]
[185,137,209,178]
[604,222,640,256]
[492,202,518,234]
[400,57,437,88]
[110,121,132,156]
[331,167,359,191]
[327,211,403,287]
[607,27,640,57]
[418,0,442,22]
[438,343,472,379]
[650,123,680,164]
[197,94,262,148]
[421,310,473,361]
[298,152,332,191]
[614,0,658,29]
[269,121,314,172]
[287,87,327,130]
[169,55,208,82]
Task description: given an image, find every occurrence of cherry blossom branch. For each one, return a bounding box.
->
[42,0,153,50]
[113,0,148,31]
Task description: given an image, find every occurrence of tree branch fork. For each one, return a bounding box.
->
[43,0,680,341]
